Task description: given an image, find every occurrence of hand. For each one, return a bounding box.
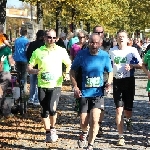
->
[1,55,6,62]
[125,64,133,71]
[105,83,111,93]
[148,72,150,80]
[33,69,41,74]
[64,73,70,81]
[74,86,82,98]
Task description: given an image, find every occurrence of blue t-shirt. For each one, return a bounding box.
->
[13,36,29,62]
[71,48,112,97]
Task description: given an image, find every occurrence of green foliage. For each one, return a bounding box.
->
[17,0,150,33]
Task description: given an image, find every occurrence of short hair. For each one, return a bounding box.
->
[117,30,128,36]
[36,30,44,38]
[44,29,56,36]
[20,29,27,36]
[89,33,103,42]
[93,25,104,32]
[77,30,87,37]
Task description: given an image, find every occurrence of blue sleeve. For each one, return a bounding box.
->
[71,55,82,71]
[105,54,113,72]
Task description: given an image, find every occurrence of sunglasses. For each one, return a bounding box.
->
[47,36,56,39]
[94,31,104,34]
[78,36,85,39]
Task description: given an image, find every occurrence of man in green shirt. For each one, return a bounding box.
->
[27,29,71,143]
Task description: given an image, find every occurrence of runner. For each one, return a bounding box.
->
[26,30,45,106]
[93,25,112,136]
[27,29,71,143]
[142,48,150,101]
[70,33,113,150]
[70,30,88,114]
[109,30,142,146]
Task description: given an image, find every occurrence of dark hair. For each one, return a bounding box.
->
[3,34,9,40]
[20,29,27,36]
[93,25,104,32]
[36,30,44,38]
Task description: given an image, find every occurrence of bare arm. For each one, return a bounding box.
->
[4,40,11,48]
[130,63,142,69]
[107,72,113,84]
[70,69,78,88]
[8,55,15,66]
[142,63,149,76]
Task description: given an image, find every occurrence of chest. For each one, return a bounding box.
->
[38,50,61,63]
[81,55,106,73]
[111,51,133,64]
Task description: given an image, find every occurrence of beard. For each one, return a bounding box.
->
[89,48,99,55]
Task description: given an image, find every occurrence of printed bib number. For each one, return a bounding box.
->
[85,77,100,87]
[41,72,54,82]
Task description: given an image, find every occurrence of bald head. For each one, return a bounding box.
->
[88,33,102,55]
[89,33,103,43]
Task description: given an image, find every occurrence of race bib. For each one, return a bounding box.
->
[41,72,54,82]
[85,77,100,87]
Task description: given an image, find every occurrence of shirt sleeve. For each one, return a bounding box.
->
[132,48,142,64]
[2,35,6,42]
[71,54,82,71]
[29,50,38,66]
[143,51,150,64]
[61,48,71,69]
[105,53,113,72]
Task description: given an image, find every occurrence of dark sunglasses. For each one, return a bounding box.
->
[94,31,104,34]
[47,36,56,39]
[78,36,85,39]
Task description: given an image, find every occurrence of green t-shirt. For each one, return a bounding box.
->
[143,50,150,70]
[0,47,12,72]
[29,44,71,88]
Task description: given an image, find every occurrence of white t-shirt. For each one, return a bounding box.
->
[109,46,142,79]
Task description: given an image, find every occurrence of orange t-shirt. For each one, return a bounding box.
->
[0,34,6,45]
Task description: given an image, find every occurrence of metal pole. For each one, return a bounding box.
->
[0,0,7,26]
[37,0,43,30]
[30,4,33,21]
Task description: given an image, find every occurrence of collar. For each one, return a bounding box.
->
[42,44,57,51]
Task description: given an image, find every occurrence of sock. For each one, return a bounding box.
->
[82,131,87,134]
[98,122,102,126]
[119,134,124,138]
[50,126,55,129]
[125,118,131,122]
[46,130,50,134]
[88,143,93,147]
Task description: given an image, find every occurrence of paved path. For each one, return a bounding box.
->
[0,70,150,149]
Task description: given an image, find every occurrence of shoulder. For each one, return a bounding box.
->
[109,46,118,51]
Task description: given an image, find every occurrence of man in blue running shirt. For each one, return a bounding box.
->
[70,33,113,150]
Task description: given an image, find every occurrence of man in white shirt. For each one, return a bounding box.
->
[109,30,142,146]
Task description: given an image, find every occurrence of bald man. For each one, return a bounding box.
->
[27,29,71,143]
[70,33,113,149]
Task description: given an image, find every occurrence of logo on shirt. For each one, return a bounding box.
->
[114,56,127,64]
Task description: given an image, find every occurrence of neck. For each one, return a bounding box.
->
[118,44,127,50]
[46,43,55,48]
[89,49,99,55]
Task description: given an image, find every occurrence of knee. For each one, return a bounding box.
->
[49,110,57,116]
[116,107,123,115]
[41,110,49,118]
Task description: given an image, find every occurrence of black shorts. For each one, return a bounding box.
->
[79,96,104,113]
[113,77,135,111]
[38,87,61,117]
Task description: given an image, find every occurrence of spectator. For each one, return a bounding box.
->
[13,29,29,94]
